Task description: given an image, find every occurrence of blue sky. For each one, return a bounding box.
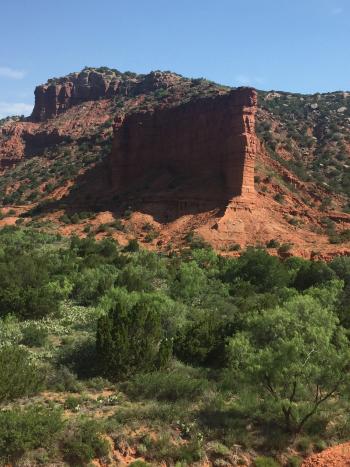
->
[0,0,349,117]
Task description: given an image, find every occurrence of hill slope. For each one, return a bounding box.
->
[0,67,349,259]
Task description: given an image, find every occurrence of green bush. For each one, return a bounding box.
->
[294,261,336,290]
[0,346,44,402]
[174,312,232,367]
[286,456,302,467]
[123,368,210,402]
[0,406,63,462]
[266,239,280,248]
[57,335,98,379]
[254,456,280,467]
[96,291,172,379]
[72,265,117,305]
[296,436,313,454]
[171,261,208,302]
[21,323,48,347]
[64,395,83,411]
[124,238,139,252]
[46,365,83,393]
[61,418,109,466]
[232,248,291,292]
[0,251,63,319]
[70,213,81,224]
[129,461,152,467]
[59,213,71,224]
[274,193,284,204]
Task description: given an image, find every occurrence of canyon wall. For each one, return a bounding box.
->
[110,88,257,210]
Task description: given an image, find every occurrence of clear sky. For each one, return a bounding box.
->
[0,0,349,118]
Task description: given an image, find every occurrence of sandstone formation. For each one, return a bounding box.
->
[31,68,123,121]
[0,67,350,257]
[110,88,257,215]
[30,69,184,122]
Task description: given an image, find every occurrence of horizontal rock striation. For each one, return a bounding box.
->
[110,88,257,213]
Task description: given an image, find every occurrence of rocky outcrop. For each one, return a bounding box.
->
[110,88,257,214]
[31,69,123,121]
[0,122,70,167]
[30,69,186,122]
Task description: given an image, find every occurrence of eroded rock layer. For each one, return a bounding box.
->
[110,88,257,212]
[31,69,122,121]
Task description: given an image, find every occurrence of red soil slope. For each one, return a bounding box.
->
[302,442,350,466]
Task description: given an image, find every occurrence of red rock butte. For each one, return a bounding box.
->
[109,88,257,216]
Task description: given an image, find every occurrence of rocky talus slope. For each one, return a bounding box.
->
[0,67,349,258]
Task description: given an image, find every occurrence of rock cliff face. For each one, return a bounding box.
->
[30,69,185,122]
[1,66,349,257]
[31,69,123,121]
[110,88,257,214]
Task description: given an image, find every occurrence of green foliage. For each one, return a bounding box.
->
[64,395,83,410]
[0,346,44,402]
[124,238,140,252]
[174,310,233,367]
[0,237,67,319]
[229,242,241,251]
[0,405,63,462]
[0,315,22,346]
[227,294,350,433]
[330,256,350,285]
[0,226,349,461]
[254,457,280,467]
[123,366,210,402]
[286,456,302,467]
[185,231,209,249]
[293,261,336,290]
[61,418,109,465]
[266,239,280,248]
[274,193,284,204]
[229,248,291,292]
[73,265,117,305]
[46,365,83,392]
[96,290,172,379]
[21,323,48,347]
[129,461,152,467]
[171,261,208,302]
[59,213,71,224]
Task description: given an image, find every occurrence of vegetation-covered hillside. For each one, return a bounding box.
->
[0,68,350,256]
[257,90,350,209]
[1,226,350,465]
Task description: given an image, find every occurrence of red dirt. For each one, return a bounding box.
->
[302,443,350,466]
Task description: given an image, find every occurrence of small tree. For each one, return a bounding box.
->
[96,290,171,379]
[227,295,350,434]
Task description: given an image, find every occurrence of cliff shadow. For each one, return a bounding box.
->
[36,160,230,223]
